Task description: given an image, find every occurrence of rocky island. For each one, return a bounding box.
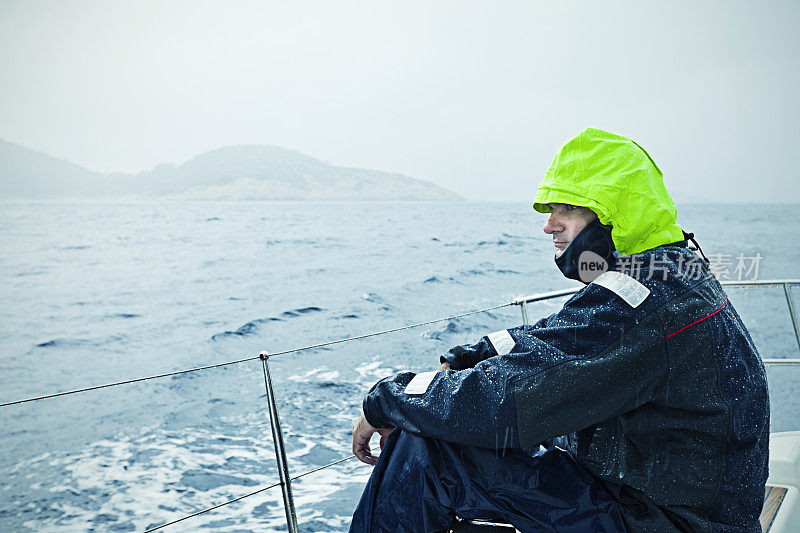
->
[0,140,462,201]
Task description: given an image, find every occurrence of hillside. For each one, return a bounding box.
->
[0,140,462,200]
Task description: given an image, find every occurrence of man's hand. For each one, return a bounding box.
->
[353,363,448,465]
[352,413,393,465]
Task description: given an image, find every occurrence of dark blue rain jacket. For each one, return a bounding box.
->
[362,245,769,532]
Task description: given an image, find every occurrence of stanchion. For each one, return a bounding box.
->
[783,283,800,352]
[260,351,300,533]
[519,301,529,325]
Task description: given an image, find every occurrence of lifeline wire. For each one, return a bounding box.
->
[0,302,513,408]
[143,455,358,532]
[143,481,281,532]
[0,355,261,408]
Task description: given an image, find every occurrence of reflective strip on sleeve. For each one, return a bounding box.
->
[487,329,515,355]
[404,371,437,395]
[592,271,650,308]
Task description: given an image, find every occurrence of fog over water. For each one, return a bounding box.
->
[1,1,799,202]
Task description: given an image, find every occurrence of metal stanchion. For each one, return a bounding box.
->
[519,301,529,325]
[783,283,800,352]
[259,351,300,533]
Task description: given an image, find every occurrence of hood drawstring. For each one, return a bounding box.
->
[683,231,710,264]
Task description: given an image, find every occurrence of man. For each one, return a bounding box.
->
[350,128,769,532]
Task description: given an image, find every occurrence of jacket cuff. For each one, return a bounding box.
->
[441,352,469,370]
[362,379,393,429]
[439,353,464,370]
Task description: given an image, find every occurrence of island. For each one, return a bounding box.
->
[0,139,462,201]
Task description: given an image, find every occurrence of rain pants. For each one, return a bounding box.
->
[352,129,770,532]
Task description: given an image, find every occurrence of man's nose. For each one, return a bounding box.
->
[543,214,561,235]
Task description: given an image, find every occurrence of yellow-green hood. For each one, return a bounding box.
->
[533,128,683,256]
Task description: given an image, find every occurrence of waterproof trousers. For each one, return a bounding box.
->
[349,430,627,533]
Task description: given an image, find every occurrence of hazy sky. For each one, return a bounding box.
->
[1,1,798,202]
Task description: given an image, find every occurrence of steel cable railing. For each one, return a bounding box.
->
[0,354,262,408]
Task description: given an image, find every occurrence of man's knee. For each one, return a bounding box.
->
[372,430,451,500]
[352,431,456,532]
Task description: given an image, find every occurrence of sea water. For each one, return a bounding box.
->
[1,201,798,532]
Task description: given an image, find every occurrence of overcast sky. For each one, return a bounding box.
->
[1,1,798,202]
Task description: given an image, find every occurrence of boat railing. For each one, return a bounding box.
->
[2,279,799,532]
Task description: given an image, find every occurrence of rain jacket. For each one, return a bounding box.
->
[362,129,770,532]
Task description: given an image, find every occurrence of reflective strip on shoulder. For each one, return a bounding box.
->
[404,371,437,395]
[487,329,515,355]
[591,271,650,308]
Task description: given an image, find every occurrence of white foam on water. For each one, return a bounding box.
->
[288,367,341,382]
[12,413,372,532]
[354,360,395,380]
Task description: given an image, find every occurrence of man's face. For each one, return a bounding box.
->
[542,203,598,257]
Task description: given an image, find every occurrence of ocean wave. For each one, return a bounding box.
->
[282,306,324,317]
[420,317,493,341]
[354,360,396,380]
[13,269,46,277]
[32,338,97,349]
[419,275,461,285]
[420,321,461,340]
[264,237,341,247]
[288,368,342,383]
[211,307,325,340]
[211,317,283,340]
[360,292,393,311]
[106,312,140,319]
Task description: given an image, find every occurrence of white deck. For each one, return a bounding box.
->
[764,431,800,532]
